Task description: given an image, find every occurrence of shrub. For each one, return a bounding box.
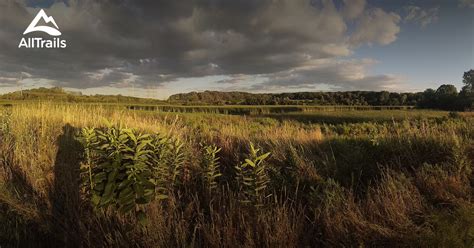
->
[80,124,185,218]
[235,143,271,207]
[151,136,186,197]
[200,144,222,193]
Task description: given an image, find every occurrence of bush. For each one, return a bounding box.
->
[200,144,222,193]
[235,143,271,207]
[80,124,185,219]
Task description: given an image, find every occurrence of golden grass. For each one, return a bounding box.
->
[0,102,473,247]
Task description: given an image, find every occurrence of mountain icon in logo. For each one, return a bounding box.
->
[23,9,61,36]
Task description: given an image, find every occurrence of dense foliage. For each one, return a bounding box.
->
[168,90,423,106]
[80,123,273,219]
[418,71,474,110]
[81,126,177,217]
[168,70,473,111]
[0,87,164,104]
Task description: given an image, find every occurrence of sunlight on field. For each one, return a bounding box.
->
[1,103,473,247]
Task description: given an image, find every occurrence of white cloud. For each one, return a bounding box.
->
[349,8,401,46]
[342,0,366,20]
[404,5,439,28]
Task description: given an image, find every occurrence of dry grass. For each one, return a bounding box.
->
[0,103,473,247]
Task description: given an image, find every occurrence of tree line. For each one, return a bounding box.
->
[0,87,164,105]
[1,70,472,111]
[169,90,423,106]
[169,70,473,111]
[418,70,473,110]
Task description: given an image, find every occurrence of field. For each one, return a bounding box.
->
[0,103,473,247]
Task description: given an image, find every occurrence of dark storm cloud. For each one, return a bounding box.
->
[0,0,404,90]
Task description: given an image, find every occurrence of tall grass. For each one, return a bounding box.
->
[0,103,473,247]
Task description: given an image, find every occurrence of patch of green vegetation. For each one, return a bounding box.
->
[0,87,166,105]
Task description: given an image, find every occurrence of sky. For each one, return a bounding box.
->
[0,0,472,99]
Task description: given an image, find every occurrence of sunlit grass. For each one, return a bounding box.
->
[0,102,473,247]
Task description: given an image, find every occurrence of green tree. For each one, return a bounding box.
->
[378,91,390,105]
[435,84,458,110]
[462,69,473,95]
[419,88,436,108]
[459,70,474,110]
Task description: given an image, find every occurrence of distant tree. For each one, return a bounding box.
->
[435,84,459,110]
[419,88,436,108]
[458,70,474,110]
[400,94,407,105]
[436,84,458,97]
[462,69,473,95]
[378,91,390,105]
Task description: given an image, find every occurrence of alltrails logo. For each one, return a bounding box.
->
[18,9,67,49]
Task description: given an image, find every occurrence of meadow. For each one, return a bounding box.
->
[0,102,473,247]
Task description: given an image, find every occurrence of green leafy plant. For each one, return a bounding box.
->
[148,134,172,199]
[151,136,186,197]
[235,143,271,207]
[80,124,185,218]
[201,144,222,193]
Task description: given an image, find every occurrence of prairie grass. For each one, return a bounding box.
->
[0,103,473,247]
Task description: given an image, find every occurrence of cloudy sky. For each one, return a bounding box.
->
[0,0,473,98]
